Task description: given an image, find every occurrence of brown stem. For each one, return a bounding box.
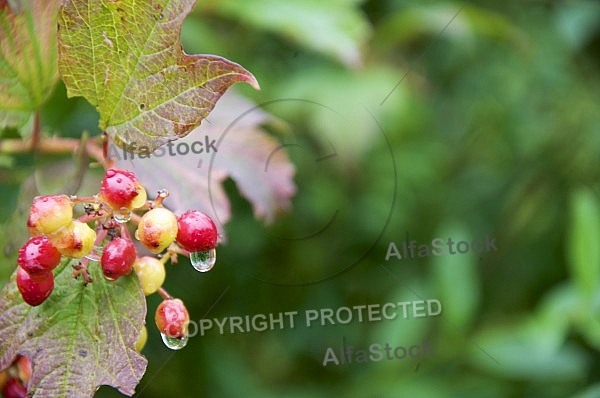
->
[31,113,41,150]
[72,258,93,285]
[167,243,190,257]
[77,213,107,223]
[152,189,169,208]
[94,227,108,248]
[71,196,98,204]
[0,137,106,167]
[130,212,142,225]
[120,222,132,240]
[157,287,172,300]
[133,200,155,211]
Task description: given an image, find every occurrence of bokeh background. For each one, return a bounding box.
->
[2,0,600,397]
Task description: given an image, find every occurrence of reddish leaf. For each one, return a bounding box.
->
[111,92,296,228]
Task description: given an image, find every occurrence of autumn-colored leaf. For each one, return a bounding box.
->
[57,0,259,151]
[0,260,147,397]
[111,91,296,228]
[0,0,59,134]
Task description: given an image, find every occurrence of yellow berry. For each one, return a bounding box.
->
[49,221,96,258]
[136,326,148,352]
[130,184,147,209]
[136,208,177,254]
[27,195,73,235]
[134,256,166,295]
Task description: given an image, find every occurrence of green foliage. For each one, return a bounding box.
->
[568,189,600,300]
[0,259,146,397]
[200,0,371,67]
[0,0,59,135]
[2,0,600,397]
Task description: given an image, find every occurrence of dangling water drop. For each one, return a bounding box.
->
[114,207,131,223]
[160,333,188,350]
[190,249,216,272]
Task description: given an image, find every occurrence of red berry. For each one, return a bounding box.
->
[176,211,218,252]
[1,377,27,398]
[155,299,189,339]
[16,267,54,306]
[27,194,73,236]
[101,238,137,280]
[17,236,61,275]
[99,169,143,210]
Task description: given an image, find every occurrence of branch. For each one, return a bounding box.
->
[0,137,106,167]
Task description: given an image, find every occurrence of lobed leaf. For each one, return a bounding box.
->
[0,260,147,397]
[111,91,296,228]
[57,0,259,152]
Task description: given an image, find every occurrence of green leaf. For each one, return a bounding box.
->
[374,4,525,52]
[0,259,147,397]
[57,0,259,151]
[567,189,600,300]
[0,175,37,283]
[469,320,588,381]
[571,383,600,398]
[200,0,371,67]
[432,223,480,331]
[0,0,59,135]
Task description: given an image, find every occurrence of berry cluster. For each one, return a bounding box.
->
[14,168,219,352]
[0,355,31,398]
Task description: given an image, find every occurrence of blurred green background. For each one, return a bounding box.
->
[2,0,600,397]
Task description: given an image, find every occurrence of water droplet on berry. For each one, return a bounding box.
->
[190,249,216,272]
[161,333,188,350]
[114,207,131,223]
